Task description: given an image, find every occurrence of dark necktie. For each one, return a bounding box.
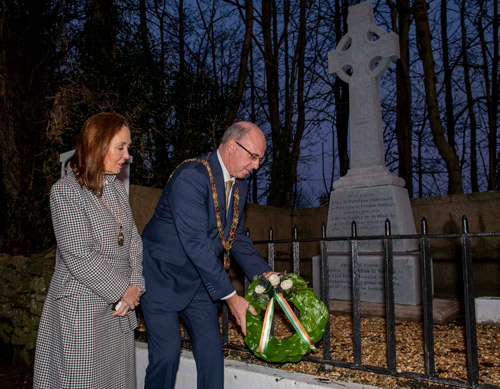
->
[225,181,233,210]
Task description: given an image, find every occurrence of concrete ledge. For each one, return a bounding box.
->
[475,297,500,324]
[135,342,378,389]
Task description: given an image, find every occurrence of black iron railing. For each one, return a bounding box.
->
[218,216,500,389]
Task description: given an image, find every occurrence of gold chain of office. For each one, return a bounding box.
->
[168,157,239,270]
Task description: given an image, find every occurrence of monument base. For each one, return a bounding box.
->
[333,166,405,190]
[312,252,423,306]
[326,184,419,253]
[328,298,461,325]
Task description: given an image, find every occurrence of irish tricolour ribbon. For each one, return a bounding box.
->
[257,293,316,357]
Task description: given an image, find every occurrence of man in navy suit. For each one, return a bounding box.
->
[141,122,272,388]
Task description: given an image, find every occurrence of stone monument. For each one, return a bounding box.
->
[320,1,422,305]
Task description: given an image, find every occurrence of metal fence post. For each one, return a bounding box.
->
[292,226,300,275]
[268,227,275,271]
[461,216,479,386]
[320,223,331,360]
[383,219,396,372]
[351,221,362,365]
[420,218,436,377]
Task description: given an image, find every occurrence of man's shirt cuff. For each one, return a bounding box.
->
[221,290,236,300]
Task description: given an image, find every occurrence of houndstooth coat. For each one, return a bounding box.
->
[34,171,145,389]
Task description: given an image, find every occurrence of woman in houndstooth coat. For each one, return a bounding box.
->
[34,113,145,388]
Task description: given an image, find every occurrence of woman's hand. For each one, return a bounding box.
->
[111,300,128,317]
[111,284,143,317]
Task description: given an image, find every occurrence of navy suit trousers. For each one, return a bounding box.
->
[142,283,224,389]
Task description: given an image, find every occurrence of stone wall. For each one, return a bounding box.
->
[129,185,500,298]
[0,251,55,363]
[2,187,499,361]
[411,191,500,298]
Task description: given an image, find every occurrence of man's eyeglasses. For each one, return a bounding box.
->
[235,141,264,164]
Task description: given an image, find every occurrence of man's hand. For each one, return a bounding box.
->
[225,294,256,336]
[263,271,280,279]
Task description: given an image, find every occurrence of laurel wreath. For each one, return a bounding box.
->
[244,272,329,363]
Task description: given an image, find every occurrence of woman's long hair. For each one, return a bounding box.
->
[68,112,129,195]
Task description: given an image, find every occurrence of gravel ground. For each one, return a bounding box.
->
[214,313,500,389]
[3,313,498,389]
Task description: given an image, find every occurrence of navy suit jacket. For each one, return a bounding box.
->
[142,151,271,311]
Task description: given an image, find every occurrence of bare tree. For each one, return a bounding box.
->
[222,0,254,129]
[460,0,479,192]
[413,0,463,194]
[476,0,499,190]
[261,0,285,206]
[259,0,322,207]
[441,0,456,151]
[388,0,413,196]
[0,0,70,251]
[333,0,349,178]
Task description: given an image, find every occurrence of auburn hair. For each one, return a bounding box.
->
[68,112,129,195]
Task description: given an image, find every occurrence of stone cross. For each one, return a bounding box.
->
[321,1,421,305]
[328,1,399,176]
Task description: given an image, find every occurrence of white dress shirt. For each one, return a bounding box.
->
[217,149,236,300]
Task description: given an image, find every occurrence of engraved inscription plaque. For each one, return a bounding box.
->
[312,253,423,305]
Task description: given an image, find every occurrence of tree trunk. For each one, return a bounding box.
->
[441,0,456,150]
[334,0,349,178]
[289,0,306,208]
[139,0,156,77]
[477,1,499,190]
[389,0,413,196]
[0,0,65,252]
[262,0,287,207]
[413,0,463,194]
[460,0,479,192]
[178,0,185,73]
[222,0,254,130]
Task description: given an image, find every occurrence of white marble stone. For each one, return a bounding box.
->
[328,1,400,177]
[326,185,418,253]
[475,297,500,324]
[312,253,423,306]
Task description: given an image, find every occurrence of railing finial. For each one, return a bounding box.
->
[462,215,469,234]
[421,217,428,235]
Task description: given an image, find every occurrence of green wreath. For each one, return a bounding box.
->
[244,272,329,363]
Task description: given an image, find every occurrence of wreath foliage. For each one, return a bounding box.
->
[244,272,328,363]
